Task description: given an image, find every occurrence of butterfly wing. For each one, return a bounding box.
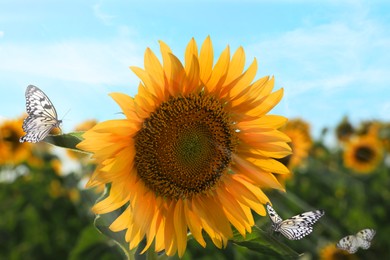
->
[25,85,58,119]
[266,203,283,225]
[356,229,376,242]
[277,221,314,240]
[20,119,57,143]
[356,237,371,250]
[288,210,325,227]
[20,85,61,143]
[276,209,324,240]
[337,235,359,254]
[356,229,376,250]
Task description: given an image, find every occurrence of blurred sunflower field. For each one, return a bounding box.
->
[1,114,388,260]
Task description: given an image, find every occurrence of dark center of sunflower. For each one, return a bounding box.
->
[135,93,238,199]
[355,146,374,163]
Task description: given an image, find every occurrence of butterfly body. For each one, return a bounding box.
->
[337,229,376,254]
[20,85,62,143]
[266,203,324,240]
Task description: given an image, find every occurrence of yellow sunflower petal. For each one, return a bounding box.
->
[185,37,198,74]
[174,200,188,257]
[164,201,177,256]
[109,92,140,121]
[193,196,233,239]
[110,206,132,232]
[224,58,257,99]
[144,48,165,98]
[205,46,230,94]
[184,200,206,247]
[239,130,291,144]
[228,175,269,215]
[224,46,245,85]
[233,155,285,191]
[238,88,284,117]
[183,55,200,95]
[237,115,288,130]
[247,157,289,174]
[93,185,130,214]
[168,53,187,96]
[229,75,270,108]
[159,40,174,95]
[199,36,213,83]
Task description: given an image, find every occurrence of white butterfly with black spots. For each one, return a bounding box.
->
[336,229,376,254]
[20,85,62,143]
[266,203,325,240]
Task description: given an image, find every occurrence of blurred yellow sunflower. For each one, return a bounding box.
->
[51,158,63,175]
[77,37,291,257]
[343,135,383,174]
[320,244,357,260]
[280,118,312,169]
[67,188,81,204]
[336,116,354,143]
[356,120,381,136]
[49,179,65,199]
[378,122,390,153]
[0,116,32,165]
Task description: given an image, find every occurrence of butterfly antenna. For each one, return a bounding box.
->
[59,109,71,133]
[61,109,71,122]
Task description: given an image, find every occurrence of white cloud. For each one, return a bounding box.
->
[245,5,390,138]
[247,15,390,96]
[93,1,115,25]
[0,31,4,38]
[0,39,143,85]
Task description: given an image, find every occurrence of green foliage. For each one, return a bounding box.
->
[45,132,86,153]
[0,148,120,259]
[1,119,389,259]
[69,225,125,260]
[231,226,300,259]
[261,135,390,259]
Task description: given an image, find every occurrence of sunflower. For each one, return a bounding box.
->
[343,134,383,174]
[279,118,312,169]
[77,37,291,257]
[0,116,32,165]
[320,244,357,260]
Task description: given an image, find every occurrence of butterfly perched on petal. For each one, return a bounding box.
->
[20,85,62,143]
[266,203,325,240]
[336,229,376,254]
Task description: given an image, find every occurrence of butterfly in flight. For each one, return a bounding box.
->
[266,203,325,240]
[20,85,62,143]
[336,229,376,254]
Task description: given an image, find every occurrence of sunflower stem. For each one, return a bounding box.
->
[146,247,158,260]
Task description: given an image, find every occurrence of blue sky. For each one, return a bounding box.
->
[1,0,389,140]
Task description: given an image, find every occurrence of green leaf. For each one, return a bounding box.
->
[44,132,89,153]
[232,226,300,259]
[69,225,126,260]
[95,210,135,260]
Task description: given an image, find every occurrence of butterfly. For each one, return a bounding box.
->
[20,85,62,143]
[336,229,376,254]
[266,203,325,240]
